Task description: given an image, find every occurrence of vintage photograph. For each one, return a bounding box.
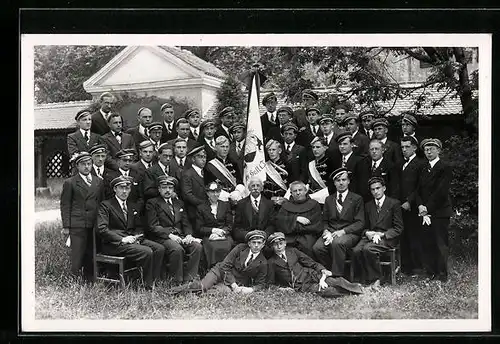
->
[21,34,490,332]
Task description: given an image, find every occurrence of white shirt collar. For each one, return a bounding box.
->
[372,157,384,168]
[192,164,203,177]
[115,196,126,207]
[205,137,215,146]
[429,156,440,168]
[176,156,184,165]
[405,153,416,164]
[164,120,174,129]
[351,129,359,137]
[93,164,103,173]
[343,151,353,161]
[79,172,91,182]
[80,128,90,137]
[380,137,387,144]
[100,109,109,120]
[325,132,334,144]
[268,111,277,121]
[163,197,173,205]
[176,136,188,141]
[376,194,386,207]
[221,124,230,134]
[119,168,129,176]
[138,124,146,135]
[284,141,295,150]
[141,159,150,168]
[191,126,200,133]
[251,194,262,205]
[337,189,349,201]
[158,161,168,173]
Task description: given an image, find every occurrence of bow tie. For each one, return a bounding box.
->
[115,132,122,137]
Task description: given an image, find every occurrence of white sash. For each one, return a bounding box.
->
[308,160,327,189]
[208,159,237,187]
[309,187,329,204]
[265,161,288,191]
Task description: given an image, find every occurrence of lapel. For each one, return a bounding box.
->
[368,200,378,228]
[75,174,89,194]
[160,197,175,221]
[192,168,205,188]
[110,197,127,227]
[257,198,266,225]
[339,192,353,218]
[172,199,181,223]
[108,132,122,151]
[75,130,88,147]
[245,198,254,223]
[215,201,224,221]
[240,247,251,268]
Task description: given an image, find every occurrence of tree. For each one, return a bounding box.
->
[215,75,246,122]
[34,46,125,104]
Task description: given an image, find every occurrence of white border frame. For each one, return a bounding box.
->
[21,33,491,333]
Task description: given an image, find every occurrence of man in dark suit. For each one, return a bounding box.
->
[276,181,323,257]
[215,106,235,141]
[97,175,165,289]
[168,230,268,295]
[372,117,403,166]
[147,122,164,153]
[130,140,156,182]
[398,136,426,275]
[160,103,177,143]
[400,113,423,157]
[126,107,153,150]
[60,152,104,280]
[359,110,376,139]
[293,89,318,129]
[296,107,322,148]
[166,118,199,152]
[101,113,136,170]
[267,106,294,144]
[228,122,246,175]
[199,119,218,161]
[143,143,173,202]
[180,146,208,227]
[260,92,279,141]
[336,131,364,194]
[67,109,103,158]
[318,115,341,162]
[90,92,115,136]
[184,109,202,141]
[145,175,203,283]
[169,138,193,182]
[351,176,403,287]
[357,139,399,201]
[415,138,453,282]
[312,168,365,278]
[281,123,305,165]
[104,149,144,214]
[233,177,276,243]
[343,115,370,158]
[267,232,364,298]
[89,144,113,181]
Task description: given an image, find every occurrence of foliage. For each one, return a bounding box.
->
[215,75,247,122]
[34,46,125,104]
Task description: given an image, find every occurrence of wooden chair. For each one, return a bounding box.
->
[92,228,140,288]
[346,245,401,285]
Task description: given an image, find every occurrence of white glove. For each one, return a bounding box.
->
[422,215,432,226]
[240,287,254,294]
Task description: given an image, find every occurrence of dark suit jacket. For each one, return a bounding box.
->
[104,169,144,213]
[125,126,149,152]
[101,131,135,160]
[228,140,245,174]
[90,165,113,181]
[267,246,326,291]
[292,108,309,130]
[217,243,268,290]
[60,174,103,229]
[143,163,170,201]
[130,160,149,181]
[195,201,233,237]
[97,198,143,246]
[364,196,403,242]
[180,167,208,219]
[342,153,364,194]
[283,142,305,165]
[90,111,110,136]
[261,112,279,141]
[323,191,365,235]
[398,156,425,207]
[145,197,193,240]
[201,140,218,162]
[266,125,285,144]
[358,157,399,201]
[169,156,193,182]
[161,122,177,143]
[296,125,321,148]
[383,139,403,166]
[415,159,453,217]
[67,130,103,157]
[352,131,370,157]
[233,196,276,243]
[215,125,232,141]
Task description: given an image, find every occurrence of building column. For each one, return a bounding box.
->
[34,136,47,188]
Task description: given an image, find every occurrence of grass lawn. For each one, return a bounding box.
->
[34,220,478,320]
[35,178,63,211]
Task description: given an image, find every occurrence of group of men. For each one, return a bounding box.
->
[60,89,453,294]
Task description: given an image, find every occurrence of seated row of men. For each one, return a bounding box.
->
[62,145,406,293]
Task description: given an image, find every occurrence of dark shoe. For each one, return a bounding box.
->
[317,287,343,299]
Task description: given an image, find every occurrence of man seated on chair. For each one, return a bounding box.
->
[312,167,364,278]
[275,180,322,258]
[145,175,203,284]
[96,175,165,290]
[351,176,403,289]
[267,232,364,298]
[169,230,268,295]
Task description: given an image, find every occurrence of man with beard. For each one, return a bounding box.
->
[160,103,177,143]
[91,92,115,136]
[267,232,364,298]
[168,230,268,295]
[200,118,218,161]
[260,92,279,141]
[275,181,322,257]
[312,167,364,278]
[101,113,136,170]
[180,146,209,227]
[126,107,153,151]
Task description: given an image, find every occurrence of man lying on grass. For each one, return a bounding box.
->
[168,230,268,295]
[267,232,364,298]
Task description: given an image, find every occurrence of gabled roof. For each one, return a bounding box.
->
[158,46,226,79]
[34,100,93,131]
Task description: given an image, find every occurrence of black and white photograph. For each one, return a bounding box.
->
[20,34,490,332]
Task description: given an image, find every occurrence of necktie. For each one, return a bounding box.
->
[166,200,174,217]
[286,144,291,154]
[371,161,377,173]
[254,199,259,209]
[210,140,215,149]
[115,132,122,145]
[168,124,172,132]
[194,128,198,138]
[85,174,92,185]
[148,162,152,169]
[281,253,287,263]
[337,193,343,206]
[428,162,432,171]
[376,200,382,213]
[121,201,128,219]
[403,158,409,170]
[245,253,254,267]
[236,142,241,154]
[342,155,347,167]
[179,158,184,168]
[97,168,102,179]
[84,131,90,144]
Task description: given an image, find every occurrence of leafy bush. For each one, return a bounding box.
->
[215,75,246,122]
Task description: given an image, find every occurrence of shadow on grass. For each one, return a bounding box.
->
[34,220,479,320]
